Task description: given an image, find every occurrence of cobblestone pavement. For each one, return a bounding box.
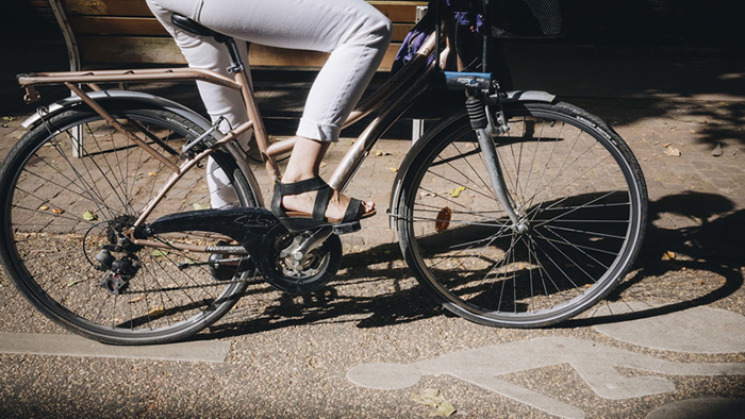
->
[0,40,743,418]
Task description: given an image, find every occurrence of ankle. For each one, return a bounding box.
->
[281,172,315,184]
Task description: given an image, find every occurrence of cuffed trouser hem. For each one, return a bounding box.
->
[296,118,342,142]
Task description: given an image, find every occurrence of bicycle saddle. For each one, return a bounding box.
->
[171,13,231,43]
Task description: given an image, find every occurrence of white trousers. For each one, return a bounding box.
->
[146,0,392,142]
[146,0,392,207]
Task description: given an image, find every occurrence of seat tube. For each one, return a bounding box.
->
[224,38,281,181]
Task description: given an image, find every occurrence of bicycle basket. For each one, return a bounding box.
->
[490,0,564,39]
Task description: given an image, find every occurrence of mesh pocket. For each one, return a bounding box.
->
[490,0,564,39]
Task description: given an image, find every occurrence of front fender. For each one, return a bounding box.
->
[388,90,556,230]
[499,90,556,104]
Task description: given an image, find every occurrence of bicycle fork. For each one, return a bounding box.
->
[462,83,525,232]
[473,127,526,232]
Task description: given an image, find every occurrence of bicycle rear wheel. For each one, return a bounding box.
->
[397,101,647,327]
[0,105,256,344]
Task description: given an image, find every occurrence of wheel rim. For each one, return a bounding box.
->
[403,108,644,325]
[2,109,252,342]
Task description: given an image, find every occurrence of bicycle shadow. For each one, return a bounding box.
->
[196,191,744,340]
[197,243,441,341]
[562,190,745,327]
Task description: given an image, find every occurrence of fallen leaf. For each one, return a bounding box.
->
[129,296,146,304]
[411,389,457,417]
[147,306,165,317]
[449,186,466,198]
[661,250,676,261]
[663,146,681,157]
[435,207,452,233]
[39,205,49,211]
[389,167,398,172]
[66,279,83,287]
[82,210,98,221]
[151,250,168,257]
[192,203,210,210]
[52,208,64,214]
[712,144,724,157]
[372,149,391,156]
[148,171,157,176]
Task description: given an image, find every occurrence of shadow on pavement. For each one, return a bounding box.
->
[564,191,745,327]
[194,191,744,340]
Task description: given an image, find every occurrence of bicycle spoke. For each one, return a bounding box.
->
[2,107,252,344]
[400,103,645,326]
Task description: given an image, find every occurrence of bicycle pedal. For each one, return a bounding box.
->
[332,221,361,235]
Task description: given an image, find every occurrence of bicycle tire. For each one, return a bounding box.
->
[0,105,257,344]
[396,101,648,327]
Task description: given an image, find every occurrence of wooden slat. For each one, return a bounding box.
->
[66,0,421,69]
[69,16,414,41]
[78,36,186,65]
[369,1,427,22]
[392,23,415,41]
[63,0,152,16]
[69,16,167,36]
[249,43,400,70]
[62,0,426,22]
[78,36,402,70]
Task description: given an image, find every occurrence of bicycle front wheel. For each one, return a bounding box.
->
[397,101,647,327]
[0,104,257,344]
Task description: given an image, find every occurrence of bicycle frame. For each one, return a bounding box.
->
[17,32,441,229]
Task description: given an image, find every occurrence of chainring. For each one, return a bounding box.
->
[257,223,342,295]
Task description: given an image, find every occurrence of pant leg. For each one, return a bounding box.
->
[147,0,251,208]
[146,0,391,207]
[149,0,392,142]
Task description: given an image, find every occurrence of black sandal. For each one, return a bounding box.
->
[270,177,375,234]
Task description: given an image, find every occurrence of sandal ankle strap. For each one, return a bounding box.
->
[275,177,327,195]
[271,177,332,221]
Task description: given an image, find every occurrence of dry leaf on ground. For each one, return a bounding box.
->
[663,145,681,157]
[147,306,165,317]
[82,210,98,221]
[712,144,724,157]
[449,186,466,198]
[411,388,457,417]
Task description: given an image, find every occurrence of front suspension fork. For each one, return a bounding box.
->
[466,94,524,230]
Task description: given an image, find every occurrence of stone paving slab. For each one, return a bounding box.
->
[0,332,230,363]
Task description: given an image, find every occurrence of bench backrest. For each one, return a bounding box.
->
[51,0,426,71]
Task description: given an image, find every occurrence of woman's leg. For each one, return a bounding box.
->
[146,0,391,217]
[147,0,251,208]
[281,138,374,220]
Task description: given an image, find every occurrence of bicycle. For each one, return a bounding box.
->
[0,3,647,345]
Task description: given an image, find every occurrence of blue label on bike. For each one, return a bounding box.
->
[443,71,491,90]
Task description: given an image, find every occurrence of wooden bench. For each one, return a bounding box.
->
[43,0,427,72]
